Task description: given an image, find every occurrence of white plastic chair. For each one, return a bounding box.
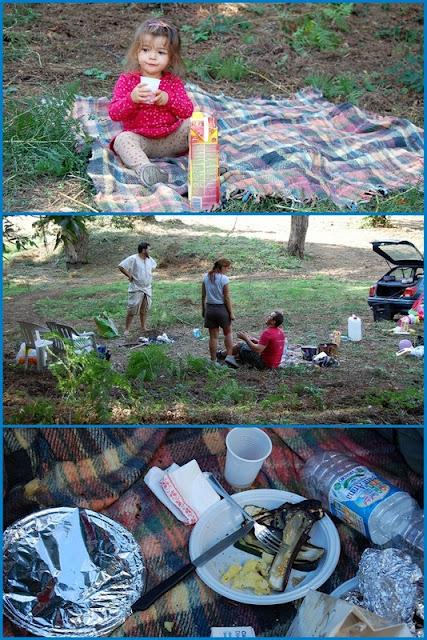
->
[18,321,53,372]
[46,321,96,355]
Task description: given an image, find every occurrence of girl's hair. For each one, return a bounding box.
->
[208,259,231,282]
[124,19,183,74]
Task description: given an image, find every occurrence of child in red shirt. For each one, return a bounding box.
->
[109,19,194,187]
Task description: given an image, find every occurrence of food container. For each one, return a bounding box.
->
[301,346,318,361]
[317,342,338,357]
[189,488,340,606]
[3,507,145,637]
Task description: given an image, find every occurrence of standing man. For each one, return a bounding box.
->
[118,241,157,337]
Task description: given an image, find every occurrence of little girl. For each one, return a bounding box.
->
[109,19,194,187]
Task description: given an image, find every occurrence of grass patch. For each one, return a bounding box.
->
[7,399,55,424]
[304,72,375,105]
[290,6,354,55]
[385,54,423,93]
[186,48,249,82]
[218,189,424,213]
[160,234,302,273]
[126,345,172,383]
[3,5,40,61]
[4,282,40,297]
[32,276,372,338]
[205,369,256,405]
[376,26,421,44]
[49,346,130,422]
[4,83,92,210]
[364,388,423,412]
[182,14,251,43]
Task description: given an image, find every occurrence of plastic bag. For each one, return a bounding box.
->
[16,343,37,366]
[94,313,120,338]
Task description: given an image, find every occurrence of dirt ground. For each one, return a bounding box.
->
[4,3,424,211]
[3,215,424,425]
[5,3,423,111]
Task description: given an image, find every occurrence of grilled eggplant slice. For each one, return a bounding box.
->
[234,534,324,571]
[237,501,325,578]
[268,500,324,592]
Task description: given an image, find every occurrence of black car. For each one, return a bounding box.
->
[367,240,424,321]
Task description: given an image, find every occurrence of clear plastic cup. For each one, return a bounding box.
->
[224,428,272,488]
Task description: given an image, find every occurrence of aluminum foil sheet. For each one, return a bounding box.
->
[3,507,145,637]
[357,548,422,624]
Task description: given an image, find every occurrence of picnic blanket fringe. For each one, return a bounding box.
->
[73,84,424,212]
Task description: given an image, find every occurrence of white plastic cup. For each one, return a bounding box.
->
[140,76,161,92]
[224,428,272,488]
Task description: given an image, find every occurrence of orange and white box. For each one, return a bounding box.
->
[188,111,220,210]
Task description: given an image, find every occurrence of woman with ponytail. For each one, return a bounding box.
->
[201,259,238,367]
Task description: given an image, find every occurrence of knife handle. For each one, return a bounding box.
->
[132,562,196,611]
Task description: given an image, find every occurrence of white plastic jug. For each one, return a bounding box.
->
[348,314,362,341]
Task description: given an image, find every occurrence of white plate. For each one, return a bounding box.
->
[331,577,358,599]
[189,489,340,605]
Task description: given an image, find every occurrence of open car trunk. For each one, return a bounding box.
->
[375,266,423,298]
[371,240,424,267]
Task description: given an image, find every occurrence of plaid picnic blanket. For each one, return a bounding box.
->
[73,84,424,212]
[4,427,423,637]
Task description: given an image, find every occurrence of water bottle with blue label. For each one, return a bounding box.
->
[302,451,423,551]
[193,328,202,339]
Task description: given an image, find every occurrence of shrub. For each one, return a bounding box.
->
[8,399,55,424]
[50,345,130,422]
[186,49,249,82]
[126,345,171,383]
[4,83,91,184]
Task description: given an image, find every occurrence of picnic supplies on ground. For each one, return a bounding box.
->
[317,342,338,357]
[224,428,272,488]
[331,330,342,346]
[329,548,424,636]
[145,460,220,525]
[132,520,254,612]
[189,488,340,606]
[144,463,186,521]
[302,452,424,550]
[312,351,339,367]
[94,312,120,338]
[188,111,220,211]
[214,493,326,595]
[357,548,422,625]
[73,84,423,213]
[3,505,254,635]
[301,345,318,361]
[18,321,53,371]
[207,474,286,557]
[3,507,145,637]
[286,589,413,637]
[15,342,37,366]
[348,314,362,341]
[267,500,324,592]
[46,320,96,355]
[4,427,422,638]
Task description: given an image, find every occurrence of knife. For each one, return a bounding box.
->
[132,519,254,611]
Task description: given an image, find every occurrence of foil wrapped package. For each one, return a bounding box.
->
[357,548,422,624]
[3,507,145,636]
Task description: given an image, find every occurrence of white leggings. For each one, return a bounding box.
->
[113,119,190,172]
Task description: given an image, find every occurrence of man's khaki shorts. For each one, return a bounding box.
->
[127,291,151,315]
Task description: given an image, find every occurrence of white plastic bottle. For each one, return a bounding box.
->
[301,451,423,551]
[348,314,362,341]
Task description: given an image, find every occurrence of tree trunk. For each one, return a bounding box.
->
[64,228,89,270]
[287,216,309,258]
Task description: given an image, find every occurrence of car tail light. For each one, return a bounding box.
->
[403,286,417,297]
[369,285,376,296]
